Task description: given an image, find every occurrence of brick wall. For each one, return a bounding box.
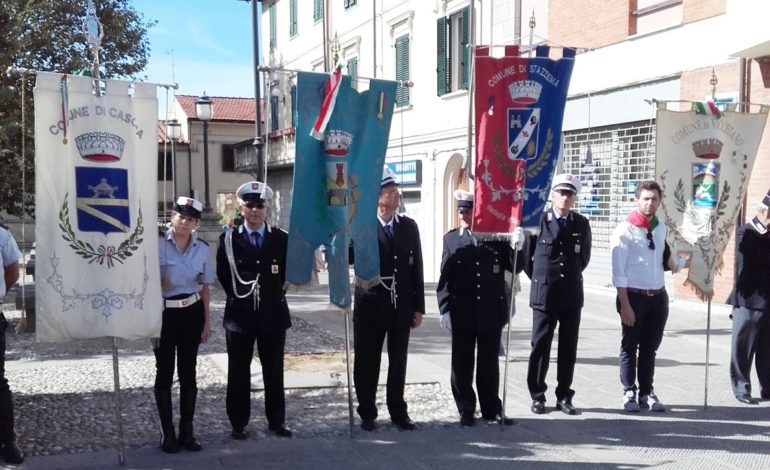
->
[549,0,631,49]
[683,0,726,23]
[675,61,770,303]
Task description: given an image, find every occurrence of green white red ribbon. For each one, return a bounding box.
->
[310,65,342,140]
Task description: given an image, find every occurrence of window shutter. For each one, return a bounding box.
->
[436,17,447,96]
[270,95,279,132]
[222,145,235,172]
[347,57,358,91]
[290,83,298,129]
[314,0,323,22]
[269,4,277,49]
[461,6,470,90]
[395,35,410,107]
[290,0,298,37]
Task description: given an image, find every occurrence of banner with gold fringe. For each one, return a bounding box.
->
[656,101,769,300]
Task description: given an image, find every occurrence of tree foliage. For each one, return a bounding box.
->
[0,0,156,218]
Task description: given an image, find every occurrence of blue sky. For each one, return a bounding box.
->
[132,0,260,115]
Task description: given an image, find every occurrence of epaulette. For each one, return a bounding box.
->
[193,232,209,246]
[273,226,288,235]
[447,228,459,234]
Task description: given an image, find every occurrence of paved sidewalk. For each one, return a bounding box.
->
[7,281,770,469]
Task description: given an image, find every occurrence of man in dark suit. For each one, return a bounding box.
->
[521,173,591,415]
[437,189,517,426]
[353,166,425,432]
[217,181,292,439]
[727,188,770,405]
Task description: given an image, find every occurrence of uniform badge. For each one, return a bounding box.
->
[197,273,204,284]
[409,256,414,265]
[272,264,279,274]
[575,244,581,253]
[493,264,500,274]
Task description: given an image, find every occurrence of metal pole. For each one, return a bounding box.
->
[704,299,712,409]
[111,338,126,465]
[500,245,520,430]
[250,0,266,182]
[344,308,355,438]
[171,139,177,199]
[202,120,212,211]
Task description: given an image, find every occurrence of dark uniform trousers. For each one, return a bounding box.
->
[618,291,668,395]
[437,230,511,419]
[154,300,205,393]
[0,313,15,444]
[727,223,770,398]
[216,225,292,431]
[353,216,425,422]
[522,211,591,402]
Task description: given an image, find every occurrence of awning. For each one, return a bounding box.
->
[732,39,770,59]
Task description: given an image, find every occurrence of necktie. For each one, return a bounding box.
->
[251,231,262,248]
[383,224,394,239]
[557,217,566,229]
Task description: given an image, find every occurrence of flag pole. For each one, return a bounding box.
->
[343,307,355,437]
[704,299,712,409]
[83,2,126,463]
[500,243,519,430]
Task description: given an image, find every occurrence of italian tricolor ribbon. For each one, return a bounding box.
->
[310,65,343,140]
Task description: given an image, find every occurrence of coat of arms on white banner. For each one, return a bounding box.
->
[656,102,769,300]
[34,73,162,341]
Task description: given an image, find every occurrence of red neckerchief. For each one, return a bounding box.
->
[626,210,658,231]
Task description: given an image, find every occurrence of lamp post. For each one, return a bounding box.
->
[195,94,214,212]
[166,119,182,198]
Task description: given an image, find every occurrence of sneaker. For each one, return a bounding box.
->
[623,390,640,412]
[639,392,666,412]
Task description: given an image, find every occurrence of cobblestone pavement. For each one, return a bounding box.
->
[4,284,457,458]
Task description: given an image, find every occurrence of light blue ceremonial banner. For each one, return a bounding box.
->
[287,72,398,308]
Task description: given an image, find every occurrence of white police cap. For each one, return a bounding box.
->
[381,165,399,187]
[551,173,582,194]
[236,181,273,204]
[173,196,203,219]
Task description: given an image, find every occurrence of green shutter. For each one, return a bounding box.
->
[269,4,277,49]
[436,17,447,96]
[395,35,410,107]
[290,0,298,37]
[314,0,323,21]
[347,57,358,91]
[345,0,357,8]
[461,6,470,90]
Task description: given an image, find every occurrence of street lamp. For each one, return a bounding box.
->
[166,119,182,199]
[195,94,214,212]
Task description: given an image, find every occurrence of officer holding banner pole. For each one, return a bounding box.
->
[437,189,518,427]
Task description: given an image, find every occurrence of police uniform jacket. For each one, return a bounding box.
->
[354,215,425,330]
[726,222,770,312]
[522,210,591,310]
[216,224,291,335]
[436,228,513,331]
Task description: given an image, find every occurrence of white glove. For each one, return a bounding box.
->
[512,226,525,248]
[440,313,452,331]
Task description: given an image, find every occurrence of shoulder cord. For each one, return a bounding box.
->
[378,275,397,310]
[224,228,260,310]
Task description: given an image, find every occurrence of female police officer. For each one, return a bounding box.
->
[155,196,215,453]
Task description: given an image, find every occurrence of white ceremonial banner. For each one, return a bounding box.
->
[34,73,162,341]
[656,104,769,300]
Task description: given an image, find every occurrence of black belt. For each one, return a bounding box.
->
[627,287,665,297]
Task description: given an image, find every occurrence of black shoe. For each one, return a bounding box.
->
[484,414,514,425]
[269,424,293,438]
[231,427,249,440]
[0,440,24,464]
[761,391,770,400]
[736,394,758,405]
[556,399,577,415]
[178,433,202,451]
[361,419,376,431]
[392,416,416,431]
[531,400,546,414]
[460,415,475,427]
